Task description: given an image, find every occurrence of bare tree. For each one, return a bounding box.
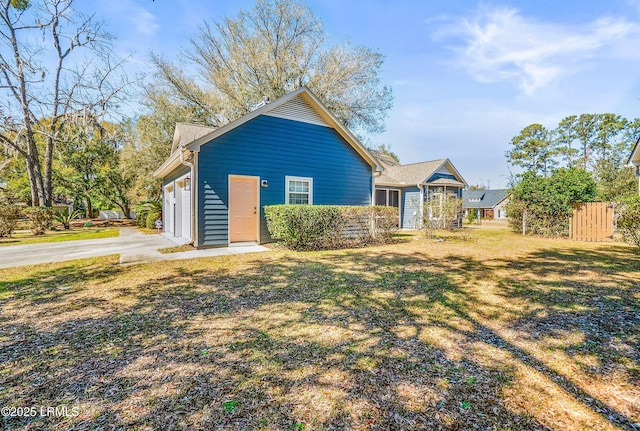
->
[0,0,129,206]
[149,0,392,137]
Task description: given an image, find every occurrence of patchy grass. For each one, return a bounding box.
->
[136,227,160,235]
[0,227,119,246]
[0,226,638,430]
[157,244,196,254]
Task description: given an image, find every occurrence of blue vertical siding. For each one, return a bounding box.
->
[401,187,421,229]
[196,115,373,247]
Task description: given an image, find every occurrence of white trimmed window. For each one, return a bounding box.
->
[285,176,313,205]
[375,188,399,208]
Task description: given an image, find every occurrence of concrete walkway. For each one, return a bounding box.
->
[0,228,269,269]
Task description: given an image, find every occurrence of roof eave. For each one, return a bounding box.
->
[441,159,468,187]
[375,181,405,187]
[629,137,640,166]
[153,152,182,178]
[420,159,468,187]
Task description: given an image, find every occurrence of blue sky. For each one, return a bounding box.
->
[84,0,640,188]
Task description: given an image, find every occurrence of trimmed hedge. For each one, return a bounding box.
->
[264,205,398,250]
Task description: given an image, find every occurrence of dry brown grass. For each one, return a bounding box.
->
[0,226,638,430]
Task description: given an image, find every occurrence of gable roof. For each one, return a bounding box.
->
[154,87,381,178]
[629,137,640,166]
[375,159,467,187]
[462,189,509,209]
[171,123,217,154]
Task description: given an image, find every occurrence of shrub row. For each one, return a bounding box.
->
[264,205,398,250]
[0,205,53,237]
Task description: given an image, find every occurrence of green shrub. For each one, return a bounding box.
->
[508,168,597,236]
[136,212,147,227]
[136,198,162,228]
[145,211,160,229]
[53,208,83,230]
[466,208,478,224]
[264,205,398,250]
[24,206,53,235]
[616,197,640,250]
[0,204,22,237]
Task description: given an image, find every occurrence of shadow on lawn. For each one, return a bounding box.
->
[0,245,638,430]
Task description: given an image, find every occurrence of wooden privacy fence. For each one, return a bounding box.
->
[572,202,613,242]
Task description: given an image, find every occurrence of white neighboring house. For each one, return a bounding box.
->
[629,138,640,196]
[462,189,510,219]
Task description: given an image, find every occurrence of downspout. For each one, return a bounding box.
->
[179,145,197,246]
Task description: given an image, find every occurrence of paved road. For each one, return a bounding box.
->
[0,228,268,269]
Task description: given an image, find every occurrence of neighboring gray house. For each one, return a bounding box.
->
[153,87,381,248]
[629,138,640,196]
[371,151,467,229]
[462,189,509,219]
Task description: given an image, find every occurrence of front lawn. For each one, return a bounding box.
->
[0,227,638,430]
[0,227,119,246]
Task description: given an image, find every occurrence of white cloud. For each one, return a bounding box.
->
[131,8,160,37]
[434,6,640,95]
[98,0,160,38]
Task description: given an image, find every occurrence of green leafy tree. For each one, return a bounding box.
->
[573,114,599,170]
[506,123,557,176]
[594,162,637,202]
[147,0,392,138]
[507,168,597,236]
[554,115,581,167]
[120,107,194,203]
[593,113,629,166]
[55,122,133,217]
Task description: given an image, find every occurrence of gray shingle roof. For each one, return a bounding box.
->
[462,189,509,209]
[380,159,446,185]
[376,173,403,185]
[176,123,217,143]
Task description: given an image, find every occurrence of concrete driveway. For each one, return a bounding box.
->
[0,228,268,269]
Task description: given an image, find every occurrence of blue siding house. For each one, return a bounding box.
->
[371,151,467,229]
[153,87,380,248]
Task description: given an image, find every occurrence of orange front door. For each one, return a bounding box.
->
[229,176,258,242]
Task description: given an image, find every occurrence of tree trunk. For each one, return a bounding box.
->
[85,197,93,219]
[24,152,46,207]
[114,202,131,219]
[24,158,39,206]
[44,135,54,207]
